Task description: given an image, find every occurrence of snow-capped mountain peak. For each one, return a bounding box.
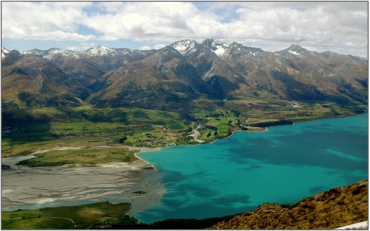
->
[85,45,117,56]
[287,44,304,56]
[286,44,317,56]
[43,48,80,59]
[171,39,198,56]
[2,46,10,59]
[21,49,46,56]
[21,48,80,59]
[288,44,303,50]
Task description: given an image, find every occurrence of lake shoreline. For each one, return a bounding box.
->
[135,112,368,224]
[137,112,367,158]
[2,113,366,221]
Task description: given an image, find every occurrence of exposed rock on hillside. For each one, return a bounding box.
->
[208,179,368,229]
[2,40,368,109]
[1,54,90,107]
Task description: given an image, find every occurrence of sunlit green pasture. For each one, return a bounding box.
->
[1,202,132,229]
[2,218,74,229]
[2,107,194,157]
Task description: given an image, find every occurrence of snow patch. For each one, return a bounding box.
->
[211,41,229,57]
[213,45,226,56]
[22,50,45,56]
[116,49,131,55]
[85,45,117,56]
[288,50,300,56]
[2,47,9,54]
[43,49,80,59]
[2,47,9,59]
[172,40,197,56]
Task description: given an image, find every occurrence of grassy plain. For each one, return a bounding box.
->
[2,106,192,157]
[1,202,132,229]
[2,101,366,160]
[16,147,138,167]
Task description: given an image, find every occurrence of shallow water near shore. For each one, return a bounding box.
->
[137,114,368,223]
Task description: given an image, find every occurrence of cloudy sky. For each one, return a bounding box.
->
[2,2,368,57]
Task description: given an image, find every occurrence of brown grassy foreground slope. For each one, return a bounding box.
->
[208,179,368,230]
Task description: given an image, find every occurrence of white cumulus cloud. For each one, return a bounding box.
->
[139,46,151,50]
[2,2,95,41]
[154,44,166,49]
[1,2,368,57]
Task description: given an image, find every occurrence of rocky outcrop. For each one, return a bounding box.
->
[208,179,368,229]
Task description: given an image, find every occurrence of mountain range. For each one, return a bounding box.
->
[2,39,368,112]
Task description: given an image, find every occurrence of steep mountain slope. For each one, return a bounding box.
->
[171,39,250,99]
[1,52,90,107]
[199,41,367,103]
[274,45,368,103]
[208,179,368,229]
[207,41,326,101]
[86,46,220,111]
[40,49,104,89]
[79,46,155,73]
[2,39,368,110]
[170,40,368,103]
[21,46,156,89]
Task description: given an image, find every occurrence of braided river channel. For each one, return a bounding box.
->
[136,113,368,223]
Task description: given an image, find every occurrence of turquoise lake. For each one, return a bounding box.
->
[137,114,368,223]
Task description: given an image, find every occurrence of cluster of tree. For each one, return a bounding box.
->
[251,120,293,127]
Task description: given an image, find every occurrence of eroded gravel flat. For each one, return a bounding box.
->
[1,147,165,216]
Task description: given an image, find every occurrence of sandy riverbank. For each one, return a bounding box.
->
[1,145,166,216]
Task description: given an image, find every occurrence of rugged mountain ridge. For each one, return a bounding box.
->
[2,39,368,111]
[1,51,90,108]
[86,46,219,111]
